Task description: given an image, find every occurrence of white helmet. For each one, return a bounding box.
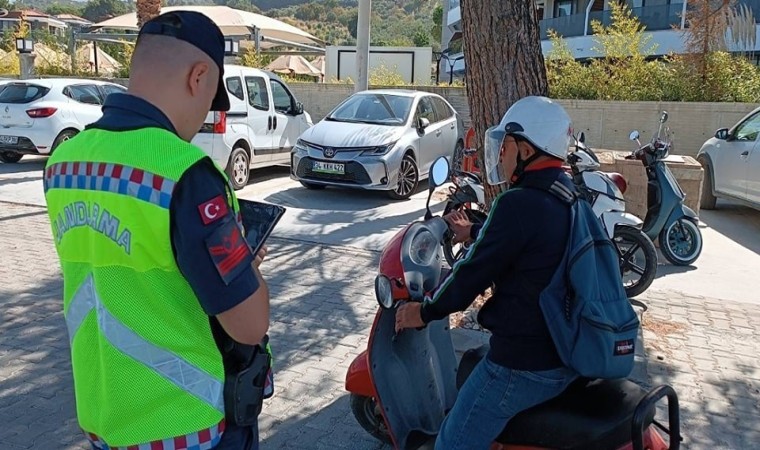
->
[484,96,573,185]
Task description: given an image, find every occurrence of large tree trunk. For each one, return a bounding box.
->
[460,0,548,205]
[136,0,162,29]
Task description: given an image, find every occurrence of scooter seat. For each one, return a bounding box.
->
[457,346,654,450]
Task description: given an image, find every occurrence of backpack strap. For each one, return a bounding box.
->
[514,173,578,206]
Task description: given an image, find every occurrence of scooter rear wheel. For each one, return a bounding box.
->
[350,394,392,444]
[614,227,657,298]
[659,218,703,266]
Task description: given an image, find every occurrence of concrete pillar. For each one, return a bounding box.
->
[19,53,36,80]
[355,0,371,93]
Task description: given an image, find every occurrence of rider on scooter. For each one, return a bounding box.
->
[395,96,581,449]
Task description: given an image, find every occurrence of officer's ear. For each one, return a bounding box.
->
[187,61,213,98]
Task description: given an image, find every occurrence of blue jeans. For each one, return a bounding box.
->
[435,358,577,450]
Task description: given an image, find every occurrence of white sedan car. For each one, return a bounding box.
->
[0,78,126,163]
[697,106,760,210]
[291,89,464,200]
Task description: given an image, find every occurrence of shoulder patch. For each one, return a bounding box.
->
[198,194,229,225]
[205,218,254,285]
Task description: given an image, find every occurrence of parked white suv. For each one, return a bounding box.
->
[192,65,313,189]
[0,78,126,163]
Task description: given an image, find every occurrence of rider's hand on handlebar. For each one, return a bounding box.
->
[395,302,425,333]
[444,210,474,244]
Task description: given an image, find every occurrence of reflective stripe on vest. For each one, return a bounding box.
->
[86,422,225,450]
[44,161,175,209]
[67,274,225,414]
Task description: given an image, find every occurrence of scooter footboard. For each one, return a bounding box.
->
[369,307,459,450]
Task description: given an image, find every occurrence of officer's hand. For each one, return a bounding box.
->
[444,210,473,244]
[253,244,267,269]
[395,302,424,333]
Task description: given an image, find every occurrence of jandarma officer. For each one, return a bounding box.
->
[43,11,270,450]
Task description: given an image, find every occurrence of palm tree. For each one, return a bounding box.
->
[136,0,161,28]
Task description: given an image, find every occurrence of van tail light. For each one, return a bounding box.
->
[26,107,58,118]
[608,172,628,195]
[213,111,226,133]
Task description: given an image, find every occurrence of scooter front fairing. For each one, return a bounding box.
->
[368,306,458,450]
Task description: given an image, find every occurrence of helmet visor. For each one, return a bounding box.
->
[484,126,508,185]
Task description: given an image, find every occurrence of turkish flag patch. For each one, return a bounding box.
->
[205,218,254,285]
[198,195,229,225]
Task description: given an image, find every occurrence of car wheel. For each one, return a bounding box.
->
[0,151,22,163]
[698,157,717,210]
[388,154,419,200]
[51,129,78,153]
[300,181,326,190]
[226,147,250,190]
[452,140,464,172]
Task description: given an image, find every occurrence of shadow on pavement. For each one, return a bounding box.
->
[0,157,46,175]
[264,180,432,212]
[259,394,389,450]
[700,202,760,254]
[636,298,760,449]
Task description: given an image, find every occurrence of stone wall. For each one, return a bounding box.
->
[51,76,757,157]
[286,83,759,157]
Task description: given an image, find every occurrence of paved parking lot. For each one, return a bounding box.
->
[2,156,760,449]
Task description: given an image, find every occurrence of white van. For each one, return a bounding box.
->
[192,65,313,189]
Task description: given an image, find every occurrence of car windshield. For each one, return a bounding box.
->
[0,83,50,104]
[326,93,412,125]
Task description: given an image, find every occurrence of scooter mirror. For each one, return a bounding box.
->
[430,157,450,188]
[660,111,668,123]
[579,132,585,143]
[629,130,640,141]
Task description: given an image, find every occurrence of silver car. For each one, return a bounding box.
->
[697,106,760,211]
[291,89,464,199]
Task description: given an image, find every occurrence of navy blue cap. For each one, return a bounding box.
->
[139,11,230,111]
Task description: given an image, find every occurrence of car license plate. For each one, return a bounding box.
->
[0,135,18,145]
[313,161,345,174]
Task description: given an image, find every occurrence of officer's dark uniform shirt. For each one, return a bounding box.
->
[88,92,260,315]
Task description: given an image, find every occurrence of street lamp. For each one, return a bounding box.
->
[440,49,464,85]
[224,38,239,57]
[433,51,443,84]
[15,37,33,54]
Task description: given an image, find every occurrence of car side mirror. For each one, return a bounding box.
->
[294,101,304,115]
[418,117,430,131]
[714,127,729,140]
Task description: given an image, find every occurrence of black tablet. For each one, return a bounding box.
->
[237,199,286,256]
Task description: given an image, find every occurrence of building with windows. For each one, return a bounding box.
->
[441,0,760,79]
[0,10,68,37]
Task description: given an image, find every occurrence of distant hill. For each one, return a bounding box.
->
[17,0,441,48]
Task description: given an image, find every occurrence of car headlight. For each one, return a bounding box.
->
[375,275,394,309]
[294,139,308,152]
[361,142,396,156]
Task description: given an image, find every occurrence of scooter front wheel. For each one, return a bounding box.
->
[659,218,703,266]
[350,394,392,444]
[614,226,657,298]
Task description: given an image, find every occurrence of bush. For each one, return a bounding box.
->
[545,2,760,102]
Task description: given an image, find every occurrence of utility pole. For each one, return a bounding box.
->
[355,0,371,93]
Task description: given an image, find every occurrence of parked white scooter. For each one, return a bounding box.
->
[568,133,657,298]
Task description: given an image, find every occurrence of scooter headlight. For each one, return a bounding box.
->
[409,229,438,266]
[375,274,394,309]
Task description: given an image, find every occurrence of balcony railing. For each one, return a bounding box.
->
[540,3,685,39]
[539,1,760,40]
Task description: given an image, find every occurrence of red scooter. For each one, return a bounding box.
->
[345,156,681,450]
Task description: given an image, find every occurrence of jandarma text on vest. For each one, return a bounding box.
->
[52,201,132,254]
